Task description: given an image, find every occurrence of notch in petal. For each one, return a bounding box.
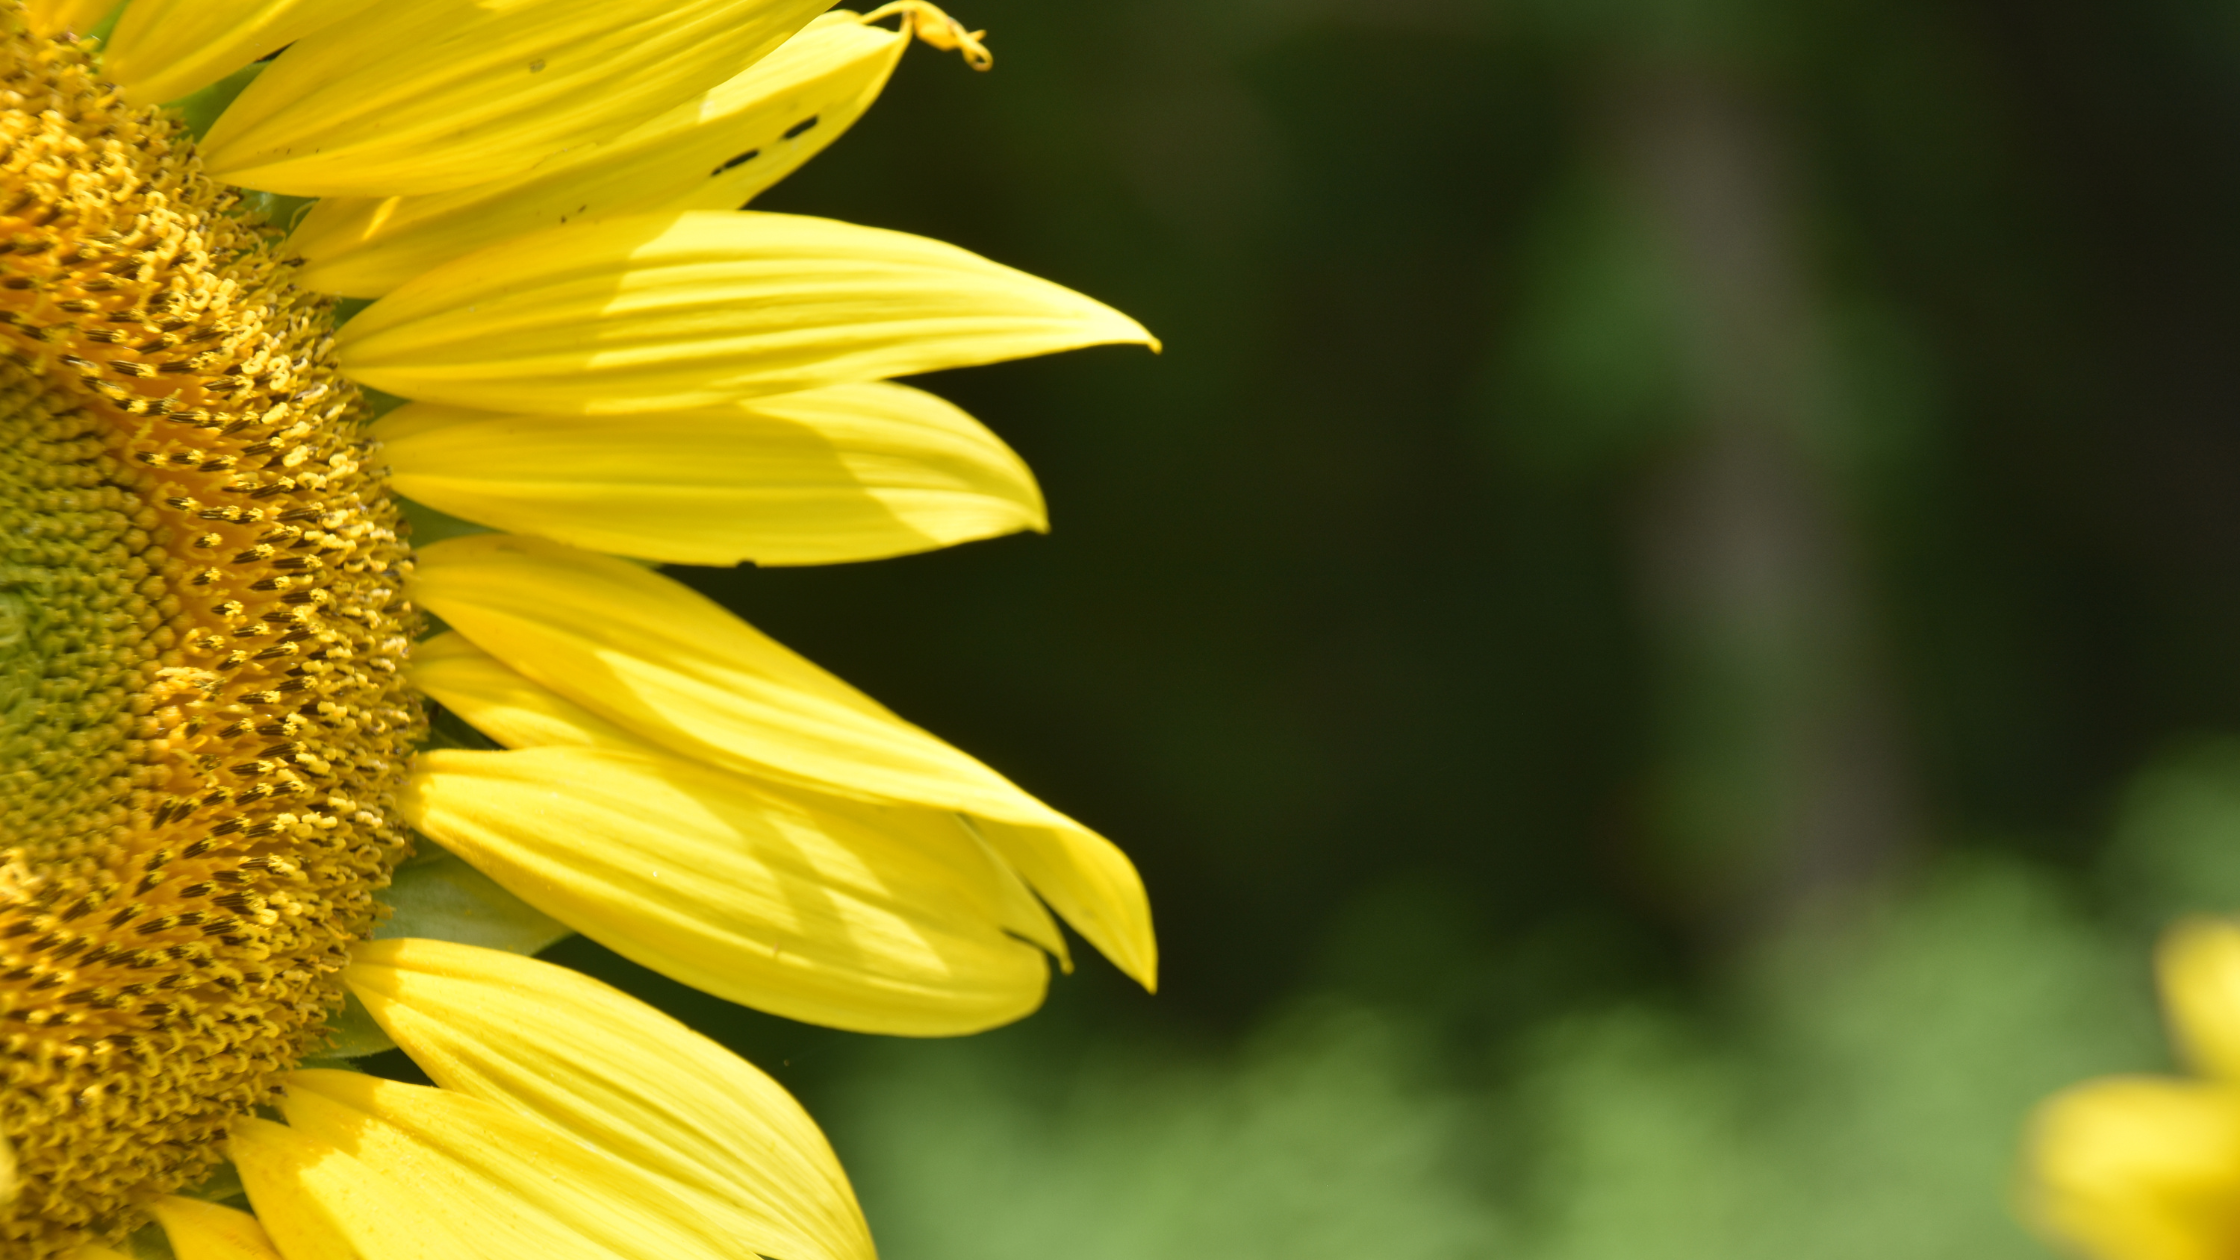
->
[972,816,1156,992]
[411,535,1151,985]
[339,210,1157,414]
[411,631,1075,967]
[399,744,1055,1033]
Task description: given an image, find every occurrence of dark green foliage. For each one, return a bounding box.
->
[592,1,2240,1252]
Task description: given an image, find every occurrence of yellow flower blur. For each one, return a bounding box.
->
[2027,920,2240,1260]
[0,1,1158,1255]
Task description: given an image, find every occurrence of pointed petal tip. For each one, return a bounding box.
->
[339,209,1162,414]
[969,815,1157,993]
[1090,306,1159,355]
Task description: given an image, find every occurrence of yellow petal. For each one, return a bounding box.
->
[230,1117,473,1260]
[292,13,911,297]
[276,1070,730,1259]
[377,382,1045,566]
[411,532,1073,826]
[2163,919,2240,1082]
[346,937,872,1260]
[413,630,643,751]
[21,0,110,38]
[411,534,1149,984]
[399,743,1053,1033]
[2026,1076,2240,1260]
[338,210,1157,414]
[411,630,1073,964]
[198,0,832,197]
[148,1197,286,1260]
[971,816,1156,991]
[104,0,378,106]
[67,1249,133,1260]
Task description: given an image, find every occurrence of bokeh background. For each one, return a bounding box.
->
[539,2,2240,1254]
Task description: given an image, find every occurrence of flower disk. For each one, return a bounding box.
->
[0,31,418,1257]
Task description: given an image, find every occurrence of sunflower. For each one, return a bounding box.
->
[0,1,1159,1256]
[2025,919,2240,1260]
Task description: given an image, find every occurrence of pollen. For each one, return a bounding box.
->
[0,28,418,1258]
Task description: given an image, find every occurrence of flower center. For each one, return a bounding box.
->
[0,29,418,1257]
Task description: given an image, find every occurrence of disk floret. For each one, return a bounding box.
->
[0,27,420,1257]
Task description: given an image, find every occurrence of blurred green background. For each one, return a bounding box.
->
[546,1,2240,1254]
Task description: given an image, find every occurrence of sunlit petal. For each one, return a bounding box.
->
[338,210,1157,413]
[348,937,874,1260]
[147,1197,286,1260]
[411,631,1074,964]
[230,1117,474,1260]
[411,532,1075,825]
[20,0,110,38]
[972,816,1157,992]
[292,12,912,296]
[400,744,1054,1033]
[105,0,377,106]
[199,0,831,196]
[275,1071,731,1259]
[378,382,1045,566]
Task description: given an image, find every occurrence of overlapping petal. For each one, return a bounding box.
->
[418,627,1084,959]
[105,0,377,105]
[200,0,831,196]
[291,12,913,296]
[400,743,1057,1033]
[337,210,1157,413]
[410,535,1157,986]
[0,0,1162,1253]
[231,1117,476,1260]
[347,938,873,1260]
[2026,1076,2240,1260]
[377,382,1045,566]
[412,532,1077,823]
[971,815,1157,990]
[148,1197,286,1260]
[413,630,644,750]
[255,1072,737,1259]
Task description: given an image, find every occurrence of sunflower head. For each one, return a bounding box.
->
[0,3,1156,1255]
